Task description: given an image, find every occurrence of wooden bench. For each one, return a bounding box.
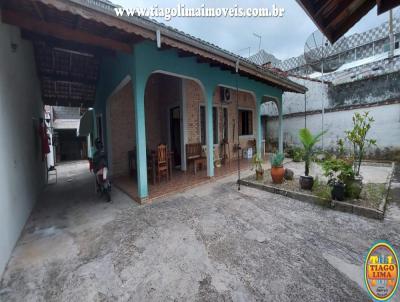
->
[186,143,203,173]
[194,157,207,174]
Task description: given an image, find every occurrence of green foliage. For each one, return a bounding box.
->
[298,128,327,176]
[312,150,333,163]
[346,178,362,199]
[360,183,386,209]
[271,152,284,167]
[337,138,346,158]
[286,146,304,162]
[312,177,331,200]
[292,147,305,162]
[286,146,295,158]
[345,112,376,176]
[251,154,263,172]
[321,158,355,186]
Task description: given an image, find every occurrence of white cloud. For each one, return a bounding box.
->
[113,0,398,60]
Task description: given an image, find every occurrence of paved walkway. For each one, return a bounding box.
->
[0,161,400,301]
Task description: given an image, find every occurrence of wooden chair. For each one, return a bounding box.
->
[157,144,169,182]
[186,143,203,173]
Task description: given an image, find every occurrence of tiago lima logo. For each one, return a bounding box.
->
[365,242,399,301]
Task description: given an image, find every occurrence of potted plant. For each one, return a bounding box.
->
[345,112,376,198]
[270,152,285,184]
[298,128,326,190]
[251,154,264,181]
[322,159,354,201]
[292,147,305,162]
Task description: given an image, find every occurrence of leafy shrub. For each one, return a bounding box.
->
[292,148,305,162]
[345,112,376,176]
[321,158,355,186]
[271,152,284,167]
[312,177,331,200]
[251,154,263,172]
[299,128,327,176]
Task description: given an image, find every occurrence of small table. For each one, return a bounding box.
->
[193,157,207,175]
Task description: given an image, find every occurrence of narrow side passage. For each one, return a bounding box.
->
[0,161,136,291]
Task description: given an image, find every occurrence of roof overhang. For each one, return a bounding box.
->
[296,0,400,43]
[1,0,306,94]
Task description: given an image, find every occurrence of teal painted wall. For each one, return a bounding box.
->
[95,41,284,198]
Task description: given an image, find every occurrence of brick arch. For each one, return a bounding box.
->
[144,71,207,171]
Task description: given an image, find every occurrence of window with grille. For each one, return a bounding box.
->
[238,109,253,136]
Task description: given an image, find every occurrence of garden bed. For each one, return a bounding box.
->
[240,162,394,220]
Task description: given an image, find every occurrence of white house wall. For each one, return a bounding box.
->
[266,103,400,156]
[263,75,400,158]
[261,76,328,115]
[0,14,45,275]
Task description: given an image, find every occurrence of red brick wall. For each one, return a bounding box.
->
[145,74,181,150]
[109,82,135,176]
[108,75,257,177]
[184,80,257,159]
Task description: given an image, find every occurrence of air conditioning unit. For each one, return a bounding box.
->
[220,87,231,104]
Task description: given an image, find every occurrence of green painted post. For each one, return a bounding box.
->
[95,41,287,190]
[278,97,284,154]
[205,88,214,177]
[132,73,149,199]
[256,96,262,156]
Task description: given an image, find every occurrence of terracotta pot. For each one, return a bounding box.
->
[271,166,285,184]
[255,170,264,181]
[299,175,314,190]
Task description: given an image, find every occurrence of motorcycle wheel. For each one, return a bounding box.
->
[105,191,111,202]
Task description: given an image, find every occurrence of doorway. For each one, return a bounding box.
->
[170,106,181,167]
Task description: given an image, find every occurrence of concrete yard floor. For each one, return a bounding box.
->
[1,161,400,302]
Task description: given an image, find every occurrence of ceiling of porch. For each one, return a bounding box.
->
[0,0,306,109]
[1,0,145,108]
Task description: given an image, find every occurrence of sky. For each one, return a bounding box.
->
[112,0,398,60]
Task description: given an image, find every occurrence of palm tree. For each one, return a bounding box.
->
[299,128,326,176]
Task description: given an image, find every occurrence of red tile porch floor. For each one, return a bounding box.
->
[113,158,252,203]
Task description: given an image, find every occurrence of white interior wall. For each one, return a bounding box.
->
[0,14,45,275]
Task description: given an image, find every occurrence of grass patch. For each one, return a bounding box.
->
[312,178,331,200]
[245,171,387,210]
[357,183,386,209]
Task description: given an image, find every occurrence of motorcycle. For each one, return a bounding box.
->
[89,158,112,202]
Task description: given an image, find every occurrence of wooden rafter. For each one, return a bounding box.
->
[2,0,305,93]
[178,51,195,58]
[31,0,45,20]
[21,30,116,57]
[377,0,400,14]
[296,0,400,43]
[1,9,132,53]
